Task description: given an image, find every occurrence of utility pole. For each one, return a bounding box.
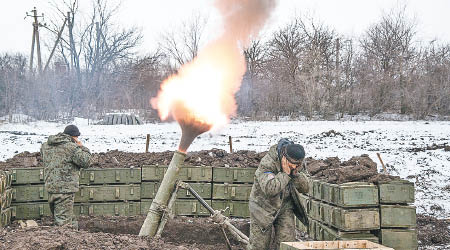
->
[27,7,44,74]
[44,16,67,73]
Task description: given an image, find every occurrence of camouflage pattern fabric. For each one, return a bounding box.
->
[40,133,91,193]
[48,193,78,229]
[247,144,309,250]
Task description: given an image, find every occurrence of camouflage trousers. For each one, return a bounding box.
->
[48,193,78,230]
[247,204,295,250]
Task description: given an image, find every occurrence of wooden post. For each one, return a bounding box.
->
[145,134,150,153]
[228,136,233,153]
[377,153,388,173]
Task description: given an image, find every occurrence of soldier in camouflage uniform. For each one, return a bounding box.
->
[248,138,309,250]
[40,125,91,229]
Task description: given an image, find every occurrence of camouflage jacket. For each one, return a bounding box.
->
[249,144,309,229]
[40,133,91,193]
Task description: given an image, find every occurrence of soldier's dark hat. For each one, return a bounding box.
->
[63,125,80,137]
[283,144,305,164]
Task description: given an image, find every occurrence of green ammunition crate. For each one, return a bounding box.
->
[312,179,324,200]
[311,218,379,243]
[142,165,212,182]
[11,202,51,219]
[321,202,380,231]
[10,168,45,185]
[74,184,140,202]
[12,185,48,202]
[378,180,414,204]
[212,167,256,183]
[211,200,249,218]
[140,199,212,216]
[1,207,12,227]
[75,201,140,216]
[326,182,379,208]
[295,218,308,233]
[296,192,310,213]
[212,183,252,200]
[309,199,322,221]
[79,168,141,185]
[0,171,6,193]
[380,205,416,228]
[5,171,12,189]
[378,228,418,250]
[140,182,211,199]
[2,189,13,209]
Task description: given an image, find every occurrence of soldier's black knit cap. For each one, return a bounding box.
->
[283,144,305,164]
[63,125,80,137]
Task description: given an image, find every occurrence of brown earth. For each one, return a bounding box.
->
[1,216,251,250]
[417,214,450,246]
[0,150,400,184]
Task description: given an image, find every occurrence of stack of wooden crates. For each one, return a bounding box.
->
[0,170,13,227]
[296,178,417,250]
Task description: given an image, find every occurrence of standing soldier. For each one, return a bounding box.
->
[40,125,91,229]
[248,138,309,250]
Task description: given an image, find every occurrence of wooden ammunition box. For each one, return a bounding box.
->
[311,218,379,243]
[75,201,140,216]
[74,184,141,202]
[211,200,249,218]
[12,185,48,202]
[378,228,418,250]
[325,182,379,208]
[2,188,13,209]
[140,199,212,216]
[140,182,211,199]
[79,168,141,185]
[280,240,392,250]
[0,207,12,227]
[142,165,212,182]
[321,202,380,231]
[378,180,414,204]
[10,168,45,185]
[212,183,252,200]
[11,202,51,219]
[380,205,416,228]
[212,167,256,183]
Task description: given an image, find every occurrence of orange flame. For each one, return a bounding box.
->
[151,0,276,151]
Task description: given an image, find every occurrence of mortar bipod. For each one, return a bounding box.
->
[177,181,250,247]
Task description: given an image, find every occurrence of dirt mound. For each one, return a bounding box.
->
[305,154,400,184]
[1,216,251,250]
[417,214,450,246]
[0,151,41,170]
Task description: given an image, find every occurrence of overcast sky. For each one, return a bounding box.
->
[1,0,449,56]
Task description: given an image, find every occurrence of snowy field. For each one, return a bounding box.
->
[1,118,449,218]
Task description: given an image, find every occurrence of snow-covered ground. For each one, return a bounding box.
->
[1,118,449,218]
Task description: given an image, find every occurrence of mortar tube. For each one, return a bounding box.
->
[139,150,186,237]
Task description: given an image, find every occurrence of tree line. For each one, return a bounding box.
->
[0,2,449,121]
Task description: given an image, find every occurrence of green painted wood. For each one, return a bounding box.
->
[380,205,416,228]
[140,199,212,216]
[12,185,48,202]
[212,183,252,200]
[79,168,141,185]
[321,202,380,231]
[379,229,418,250]
[10,168,45,185]
[212,167,256,183]
[142,165,212,182]
[211,200,249,218]
[310,218,379,243]
[140,182,211,199]
[378,181,414,204]
[2,188,13,210]
[331,182,379,208]
[0,207,12,228]
[74,184,140,202]
[75,202,140,216]
[11,202,51,219]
